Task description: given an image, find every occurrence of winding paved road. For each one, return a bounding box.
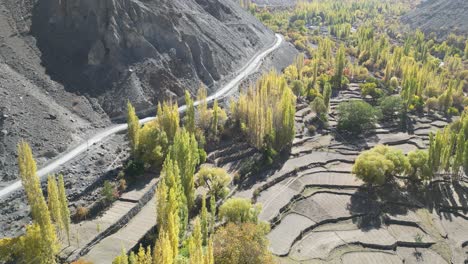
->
[0,34,283,200]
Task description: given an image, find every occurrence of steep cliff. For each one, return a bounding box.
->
[32,0,274,116]
[0,0,274,184]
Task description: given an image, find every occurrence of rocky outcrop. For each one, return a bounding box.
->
[402,0,468,39]
[32,0,274,116]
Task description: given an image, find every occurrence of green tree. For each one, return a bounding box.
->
[127,101,140,155]
[210,195,216,233]
[323,82,332,108]
[57,175,71,244]
[188,218,203,264]
[218,198,261,224]
[333,44,346,89]
[464,40,468,60]
[337,100,379,135]
[379,96,403,121]
[112,248,128,264]
[154,231,173,264]
[200,194,209,245]
[311,96,328,121]
[291,80,304,96]
[196,166,231,200]
[234,71,296,153]
[102,181,116,204]
[157,156,182,250]
[212,99,219,137]
[47,175,62,231]
[197,86,212,131]
[137,122,168,168]
[407,150,430,180]
[17,141,59,263]
[170,129,200,210]
[205,237,214,264]
[353,145,409,185]
[157,101,180,142]
[185,91,196,134]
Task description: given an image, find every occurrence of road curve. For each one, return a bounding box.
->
[0,34,283,200]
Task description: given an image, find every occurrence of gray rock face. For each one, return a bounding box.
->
[402,0,468,38]
[32,0,274,116]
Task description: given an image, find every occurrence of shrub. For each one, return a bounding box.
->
[124,159,145,178]
[379,96,403,121]
[360,83,384,99]
[102,181,117,203]
[196,166,231,200]
[310,96,328,121]
[389,77,399,91]
[219,198,261,224]
[425,97,439,112]
[118,179,127,192]
[337,100,379,135]
[448,107,460,116]
[75,206,89,220]
[307,125,317,135]
[291,80,305,96]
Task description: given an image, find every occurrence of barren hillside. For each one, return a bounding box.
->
[402,0,468,38]
[0,0,274,184]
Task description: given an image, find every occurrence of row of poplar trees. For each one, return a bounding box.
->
[428,111,468,179]
[124,90,219,263]
[232,71,296,154]
[0,141,71,264]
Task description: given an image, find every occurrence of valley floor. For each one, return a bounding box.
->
[221,85,468,264]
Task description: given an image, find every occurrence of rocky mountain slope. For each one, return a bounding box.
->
[0,0,274,184]
[402,0,468,38]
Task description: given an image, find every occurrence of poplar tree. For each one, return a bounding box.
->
[234,71,295,152]
[58,174,71,244]
[197,86,211,131]
[200,194,209,245]
[17,141,59,263]
[47,175,62,230]
[212,99,219,137]
[323,82,332,109]
[185,91,196,134]
[463,141,468,175]
[464,40,468,60]
[333,44,346,89]
[170,129,200,210]
[189,218,203,264]
[127,101,140,155]
[210,195,216,233]
[157,101,180,142]
[204,237,214,264]
[154,231,173,264]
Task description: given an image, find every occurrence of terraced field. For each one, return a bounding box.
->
[218,85,468,263]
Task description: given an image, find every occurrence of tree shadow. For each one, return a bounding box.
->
[348,178,468,233]
[347,181,418,231]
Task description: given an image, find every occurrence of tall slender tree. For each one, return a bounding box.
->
[17,141,59,263]
[189,218,203,264]
[212,99,219,137]
[127,101,140,155]
[333,44,346,89]
[47,175,62,230]
[57,174,71,244]
[185,91,196,134]
[169,129,200,210]
[200,194,209,245]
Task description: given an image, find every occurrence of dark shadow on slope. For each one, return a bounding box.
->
[347,182,418,231]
